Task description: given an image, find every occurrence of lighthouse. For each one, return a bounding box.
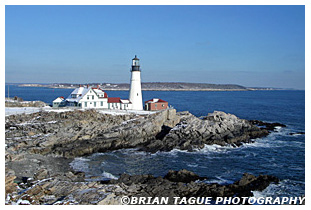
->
[129,55,143,110]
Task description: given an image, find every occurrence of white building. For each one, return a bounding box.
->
[56,85,133,110]
[66,86,108,108]
[129,55,143,110]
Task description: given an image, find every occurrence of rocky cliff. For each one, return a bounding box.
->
[5,109,275,160]
[5,108,284,205]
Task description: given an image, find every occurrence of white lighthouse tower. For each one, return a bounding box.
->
[129,55,143,110]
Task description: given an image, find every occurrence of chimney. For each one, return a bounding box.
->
[87,84,89,88]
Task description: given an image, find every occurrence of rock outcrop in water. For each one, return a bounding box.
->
[105,169,279,204]
[5,109,278,160]
[143,111,272,152]
[5,168,279,205]
[5,108,285,205]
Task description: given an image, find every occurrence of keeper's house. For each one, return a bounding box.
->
[53,86,133,110]
[144,98,168,111]
[65,86,108,108]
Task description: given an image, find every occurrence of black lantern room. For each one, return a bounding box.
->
[131,55,140,71]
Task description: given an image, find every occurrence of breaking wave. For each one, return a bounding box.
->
[102,171,118,180]
[252,179,305,199]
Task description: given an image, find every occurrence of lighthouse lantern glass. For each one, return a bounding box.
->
[132,59,139,66]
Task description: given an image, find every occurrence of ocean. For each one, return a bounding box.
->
[5,85,305,198]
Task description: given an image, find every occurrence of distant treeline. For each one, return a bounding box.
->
[17,82,278,91]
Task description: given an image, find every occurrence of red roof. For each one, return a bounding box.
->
[145,98,167,103]
[108,97,120,103]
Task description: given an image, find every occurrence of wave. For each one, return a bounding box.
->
[187,163,198,168]
[204,176,235,185]
[252,179,305,198]
[152,127,293,157]
[149,148,192,157]
[102,171,118,180]
[195,144,234,153]
[111,148,151,156]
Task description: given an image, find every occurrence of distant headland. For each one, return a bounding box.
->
[15,82,281,91]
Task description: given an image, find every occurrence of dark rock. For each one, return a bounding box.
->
[249,120,286,131]
[163,169,207,183]
[155,125,172,140]
[21,177,30,183]
[228,173,279,198]
[102,170,279,204]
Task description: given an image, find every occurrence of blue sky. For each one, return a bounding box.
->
[5,5,305,89]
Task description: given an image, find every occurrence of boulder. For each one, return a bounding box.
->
[163,169,207,183]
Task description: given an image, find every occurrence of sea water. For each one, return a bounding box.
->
[5,85,305,198]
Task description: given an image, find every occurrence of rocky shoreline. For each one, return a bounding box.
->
[6,168,280,205]
[5,108,286,205]
[5,97,47,107]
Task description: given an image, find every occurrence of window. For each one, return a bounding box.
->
[162,104,165,107]
[92,95,94,100]
[87,96,89,100]
[94,102,96,107]
[101,101,103,106]
[85,102,87,107]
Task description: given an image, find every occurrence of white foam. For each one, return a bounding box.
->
[152,148,191,157]
[195,144,234,153]
[154,130,289,156]
[204,176,234,185]
[239,140,276,149]
[113,148,149,156]
[252,183,281,199]
[291,133,304,136]
[102,171,118,180]
[252,179,304,199]
[187,163,198,168]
